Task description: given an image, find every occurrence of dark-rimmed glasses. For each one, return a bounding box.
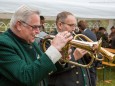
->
[61,22,77,28]
[20,20,42,30]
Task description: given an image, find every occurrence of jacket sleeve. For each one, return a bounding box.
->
[0,40,57,86]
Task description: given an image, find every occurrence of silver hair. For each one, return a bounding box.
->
[56,11,74,32]
[9,5,40,29]
[56,11,73,25]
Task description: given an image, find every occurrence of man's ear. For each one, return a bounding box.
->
[15,21,22,31]
[57,22,63,31]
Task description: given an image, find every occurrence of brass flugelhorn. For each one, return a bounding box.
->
[41,35,102,68]
[73,34,115,62]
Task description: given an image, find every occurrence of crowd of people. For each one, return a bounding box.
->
[0,5,115,86]
[91,26,115,49]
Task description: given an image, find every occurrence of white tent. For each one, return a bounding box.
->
[0,0,115,33]
[0,0,115,19]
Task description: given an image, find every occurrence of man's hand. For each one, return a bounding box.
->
[51,31,73,51]
[73,48,87,60]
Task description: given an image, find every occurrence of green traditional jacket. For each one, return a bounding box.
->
[0,29,57,86]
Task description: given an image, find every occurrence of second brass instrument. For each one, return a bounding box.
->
[74,34,115,62]
[41,35,101,68]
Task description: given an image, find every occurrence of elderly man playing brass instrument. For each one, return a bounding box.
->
[0,6,74,86]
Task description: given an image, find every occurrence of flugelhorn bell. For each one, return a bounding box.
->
[74,34,115,62]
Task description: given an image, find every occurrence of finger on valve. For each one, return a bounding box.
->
[51,31,73,51]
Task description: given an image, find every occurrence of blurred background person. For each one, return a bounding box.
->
[35,15,49,49]
[109,26,115,48]
[78,20,97,41]
[96,27,109,48]
[40,15,45,32]
[91,27,99,35]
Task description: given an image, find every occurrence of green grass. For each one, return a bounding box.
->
[97,67,115,86]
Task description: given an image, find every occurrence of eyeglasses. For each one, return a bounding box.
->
[20,20,42,30]
[61,22,77,28]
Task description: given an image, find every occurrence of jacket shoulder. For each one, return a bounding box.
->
[0,33,15,47]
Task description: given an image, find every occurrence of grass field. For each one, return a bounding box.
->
[97,67,115,86]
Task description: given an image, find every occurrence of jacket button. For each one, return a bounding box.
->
[84,74,86,77]
[49,71,53,75]
[71,65,75,68]
[76,72,79,74]
[76,81,79,84]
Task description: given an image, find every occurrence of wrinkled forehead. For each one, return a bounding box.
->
[27,14,40,24]
[65,15,77,23]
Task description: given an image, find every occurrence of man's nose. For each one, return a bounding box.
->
[72,27,76,31]
[35,28,40,34]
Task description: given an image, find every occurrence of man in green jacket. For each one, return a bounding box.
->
[0,5,73,86]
